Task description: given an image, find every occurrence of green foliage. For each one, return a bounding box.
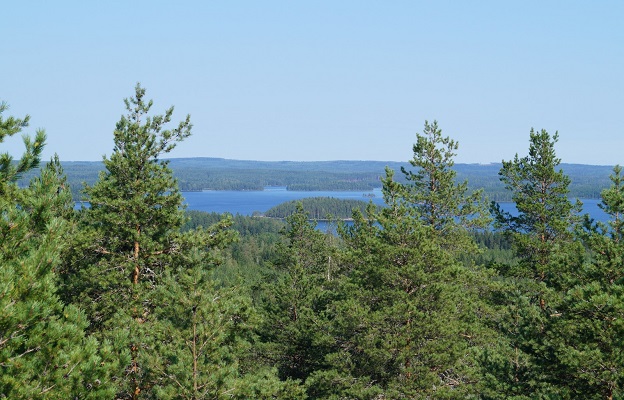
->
[183,210,285,235]
[264,196,373,219]
[484,128,586,398]
[148,217,301,399]
[7,92,624,399]
[62,84,196,397]
[65,83,191,315]
[460,231,518,268]
[307,123,498,398]
[400,120,491,256]
[255,204,340,391]
[322,179,490,398]
[1,105,107,398]
[60,85,298,398]
[493,129,582,281]
[183,211,285,286]
[548,165,624,398]
[0,102,45,185]
[594,164,624,240]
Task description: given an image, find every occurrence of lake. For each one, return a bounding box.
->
[182,187,611,224]
[182,187,386,215]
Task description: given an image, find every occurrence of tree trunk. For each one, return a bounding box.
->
[132,225,141,398]
[133,225,140,284]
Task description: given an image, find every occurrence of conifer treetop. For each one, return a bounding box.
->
[110,83,192,163]
[0,101,46,184]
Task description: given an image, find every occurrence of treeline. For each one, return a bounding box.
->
[263,197,373,219]
[18,161,384,196]
[16,156,614,201]
[286,181,375,191]
[174,166,380,192]
[3,88,624,399]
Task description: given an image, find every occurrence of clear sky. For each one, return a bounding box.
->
[2,1,623,165]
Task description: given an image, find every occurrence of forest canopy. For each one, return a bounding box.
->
[2,88,623,399]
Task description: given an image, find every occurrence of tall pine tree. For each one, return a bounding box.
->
[310,124,496,398]
[492,129,582,287]
[484,129,584,398]
[63,84,193,398]
[400,120,491,255]
[62,85,293,398]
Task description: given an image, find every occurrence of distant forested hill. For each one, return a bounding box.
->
[17,157,615,200]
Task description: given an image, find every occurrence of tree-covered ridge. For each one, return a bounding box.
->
[17,157,615,200]
[263,197,373,219]
[3,88,624,398]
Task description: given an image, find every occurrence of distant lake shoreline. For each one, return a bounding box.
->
[182,187,385,216]
[182,187,610,224]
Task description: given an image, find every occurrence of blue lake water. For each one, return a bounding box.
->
[182,187,386,215]
[182,187,610,224]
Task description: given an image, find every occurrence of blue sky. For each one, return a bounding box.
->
[2,1,623,165]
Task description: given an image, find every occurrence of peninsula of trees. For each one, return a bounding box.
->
[2,85,623,399]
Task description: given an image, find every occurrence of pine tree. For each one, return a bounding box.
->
[549,165,624,399]
[62,85,293,398]
[309,124,497,398]
[150,217,305,399]
[63,84,193,398]
[310,168,491,398]
[492,129,582,286]
[256,203,338,396]
[400,120,491,255]
[484,129,584,398]
[1,104,107,398]
[0,101,45,186]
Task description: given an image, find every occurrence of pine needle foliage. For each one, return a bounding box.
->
[1,105,106,398]
[400,120,491,256]
[549,165,624,399]
[484,129,586,398]
[63,84,194,398]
